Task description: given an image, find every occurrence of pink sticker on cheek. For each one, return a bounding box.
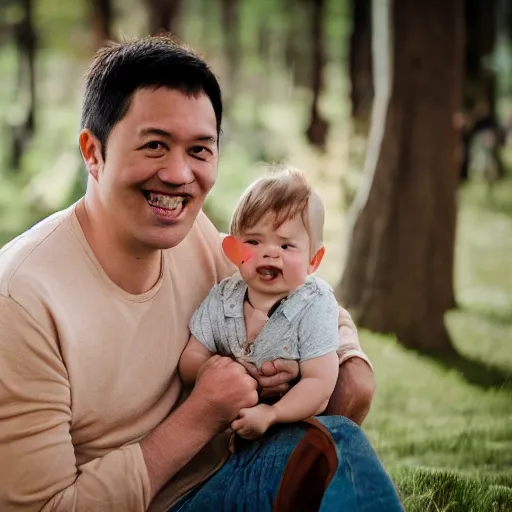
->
[222,236,254,266]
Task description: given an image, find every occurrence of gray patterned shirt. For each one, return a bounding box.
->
[189,273,340,369]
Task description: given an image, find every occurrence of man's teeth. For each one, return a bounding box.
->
[146,192,185,209]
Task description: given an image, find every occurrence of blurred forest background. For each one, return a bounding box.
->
[0,0,511,510]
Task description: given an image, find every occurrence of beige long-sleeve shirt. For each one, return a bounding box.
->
[0,204,234,511]
[0,202,369,511]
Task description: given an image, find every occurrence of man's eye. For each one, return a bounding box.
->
[190,146,209,158]
[144,141,166,151]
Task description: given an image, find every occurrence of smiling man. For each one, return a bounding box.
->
[0,37,402,511]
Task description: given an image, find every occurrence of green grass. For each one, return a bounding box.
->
[359,180,512,511]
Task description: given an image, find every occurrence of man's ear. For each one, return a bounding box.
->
[222,235,253,266]
[308,246,325,274]
[79,129,104,181]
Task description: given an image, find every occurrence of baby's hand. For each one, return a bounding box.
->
[231,404,277,440]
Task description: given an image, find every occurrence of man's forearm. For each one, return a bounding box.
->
[326,357,375,425]
[140,393,221,499]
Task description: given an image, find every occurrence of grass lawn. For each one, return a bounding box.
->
[361,179,512,511]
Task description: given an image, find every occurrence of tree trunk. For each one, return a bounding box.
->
[144,0,183,37]
[349,0,373,134]
[220,0,240,97]
[305,0,329,151]
[91,0,114,48]
[11,0,37,170]
[337,0,464,354]
[460,0,501,181]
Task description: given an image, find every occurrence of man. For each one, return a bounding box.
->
[0,36,402,511]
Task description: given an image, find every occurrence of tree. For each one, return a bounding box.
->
[10,0,37,170]
[305,0,329,150]
[348,0,373,134]
[144,0,183,37]
[91,0,114,48]
[459,0,504,181]
[337,0,464,353]
[220,0,240,96]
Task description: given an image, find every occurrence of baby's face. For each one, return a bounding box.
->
[238,213,312,298]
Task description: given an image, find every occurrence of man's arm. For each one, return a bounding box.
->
[327,305,375,424]
[0,297,257,511]
[141,355,258,496]
[325,357,375,424]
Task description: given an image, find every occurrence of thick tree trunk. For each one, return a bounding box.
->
[220,0,239,96]
[337,0,464,354]
[144,0,183,37]
[305,0,329,150]
[349,0,373,134]
[91,0,114,48]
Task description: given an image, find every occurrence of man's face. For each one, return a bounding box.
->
[87,87,218,252]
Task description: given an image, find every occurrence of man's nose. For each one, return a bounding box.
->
[157,149,194,185]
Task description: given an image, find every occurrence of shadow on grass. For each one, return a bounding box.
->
[425,350,512,391]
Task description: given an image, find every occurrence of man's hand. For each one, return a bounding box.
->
[191,356,259,431]
[237,359,300,397]
[142,355,258,497]
[326,357,375,425]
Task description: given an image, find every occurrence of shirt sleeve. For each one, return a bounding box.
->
[336,306,374,370]
[297,290,340,361]
[188,285,221,354]
[0,296,151,512]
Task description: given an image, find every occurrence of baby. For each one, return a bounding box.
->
[178,167,340,439]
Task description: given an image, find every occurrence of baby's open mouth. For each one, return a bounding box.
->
[256,266,281,281]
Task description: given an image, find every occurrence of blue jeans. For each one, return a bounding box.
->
[170,416,402,511]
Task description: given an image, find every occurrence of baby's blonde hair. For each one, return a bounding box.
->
[230,167,325,256]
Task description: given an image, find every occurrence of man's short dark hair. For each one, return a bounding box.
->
[80,35,223,159]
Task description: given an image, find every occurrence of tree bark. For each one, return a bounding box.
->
[305,0,329,150]
[144,0,183,37]
[349,0,373,133]
[337,0,464,354]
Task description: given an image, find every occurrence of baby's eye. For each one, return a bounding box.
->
[281,244,294,250]
[245,240,258,245]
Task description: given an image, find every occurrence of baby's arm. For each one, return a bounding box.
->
[231,351,339,439]
[178,336,215,386]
